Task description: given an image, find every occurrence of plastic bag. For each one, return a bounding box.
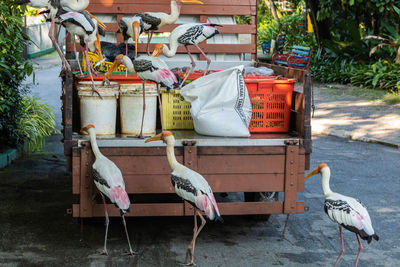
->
[180,65,252,137]
[243,66,274,76]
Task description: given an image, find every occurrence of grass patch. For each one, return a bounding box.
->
[383,92,400,104]
[318,84,386,100]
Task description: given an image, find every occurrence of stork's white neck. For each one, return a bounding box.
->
[88,128,102,158]
[165,136,180,170]
[122,56,135,72]
[162,43,178,58]
[162,0,181,26]
[321,167,333,196]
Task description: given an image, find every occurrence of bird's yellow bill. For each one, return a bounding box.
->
[105,54,123,78]
[304,167,319,180]
[180,0,204,3]
[152,44,164,57]
[145,133,163,143]
[133,21,140,58]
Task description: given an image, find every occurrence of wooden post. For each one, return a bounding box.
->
[283,141,299,214]
[80,143,93,217]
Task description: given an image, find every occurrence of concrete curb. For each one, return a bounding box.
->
[0,148,20,169]
[313,128,400,149]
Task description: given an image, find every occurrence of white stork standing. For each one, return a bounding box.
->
[145,131,223,266]
[81,124,136,256]
[16,0,89,72]
[305,163,379,267]
[103,53,179,137]
[157,23,221,87]
[59,11,106,97]
[130,0,203,56]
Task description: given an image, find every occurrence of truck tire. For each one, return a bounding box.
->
[244,192,279,221]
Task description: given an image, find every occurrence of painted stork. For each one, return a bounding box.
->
[145,131,223,265]
[305,163,379,267]
[81,124,136,256]
[118,15,144,58]
[16,0,89,72]
[156,23,221,87]
[128,0,204,56]
[103,53,179,137]
[59,11,106,97]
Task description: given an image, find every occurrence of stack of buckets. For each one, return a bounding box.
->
[77,81,158,136]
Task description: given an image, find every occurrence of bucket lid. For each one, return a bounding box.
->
[120,83,157,95]
[78,81,119,97]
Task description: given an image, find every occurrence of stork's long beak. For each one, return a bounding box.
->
[133,21,140,58]
[304,167,320,180]
[152,44,164,57]
[179,0,204,3]
[94,40,103,61]
[104,54,123,79]
[145,133,163,143]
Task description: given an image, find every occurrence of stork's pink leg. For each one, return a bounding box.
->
[100,194,109,255]
[354,234,363,267]
[146,31,153,56]
[121,214,136,256]
[334,225,345,267]
[49,14,71,72]
[138,80,146,139]
[179,46,196,88]
[72,35,85,77]
[125,40,128,56]
[185,209,206,266]
[84,40,102,99]
[194,44,211,76]
[156,84,164,131]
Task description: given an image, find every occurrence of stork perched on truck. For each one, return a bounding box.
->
[154,23,221,87]
[58,11,106,97]
[81,124,136,256]
[305,163,379,267]
[16,0,89,72]
[145,131,223,266]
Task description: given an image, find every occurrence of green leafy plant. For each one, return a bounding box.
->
[18,96,58,152]
[351,60,400,91]
[0,2,33,151]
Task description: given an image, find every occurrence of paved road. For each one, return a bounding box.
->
[0,135,399,267]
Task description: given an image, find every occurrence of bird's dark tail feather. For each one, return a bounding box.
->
[367,234,379,244]
[205,23,223,27]
[215,215,224,223]
[39,9,50,15]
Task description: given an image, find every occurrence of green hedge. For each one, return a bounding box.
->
[0,2,33,150]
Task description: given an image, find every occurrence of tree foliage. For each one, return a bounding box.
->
[0,2,33,150]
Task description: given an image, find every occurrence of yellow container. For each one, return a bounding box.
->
[161,89,194,130]
[82,52,127,73]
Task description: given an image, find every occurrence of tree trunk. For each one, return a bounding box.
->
[264,0,281,28]
[305,0,332,48]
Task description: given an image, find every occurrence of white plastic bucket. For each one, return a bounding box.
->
[78,81,119,135]
[120,83,158,135]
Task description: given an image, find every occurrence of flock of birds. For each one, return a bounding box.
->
[17,0,379,266]
[18,0,220,137]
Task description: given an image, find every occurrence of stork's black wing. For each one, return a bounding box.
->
[132,58,158,72]
[177,24,205,45]
[137,13,162,31]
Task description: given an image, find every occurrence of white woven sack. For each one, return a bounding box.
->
[180,65,252,137]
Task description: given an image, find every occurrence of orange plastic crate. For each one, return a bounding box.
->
[245,77,295,133]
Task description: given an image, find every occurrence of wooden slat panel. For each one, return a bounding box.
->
[80,145,93,217]
[72,204,80,217]
[87,5,255,15]
[109,155,177,174]
[67,43,254,54]
[92,203,185,216]
[124,174,174,193]
[204,174,284,192]
[198,146,285,155]
[89,146,183,157]
[102,23,256,34]
[216,202,284,215]
[198,155,285,174]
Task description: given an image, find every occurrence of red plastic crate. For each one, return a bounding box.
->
[245,77,295,133]
[74,72,144,86]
